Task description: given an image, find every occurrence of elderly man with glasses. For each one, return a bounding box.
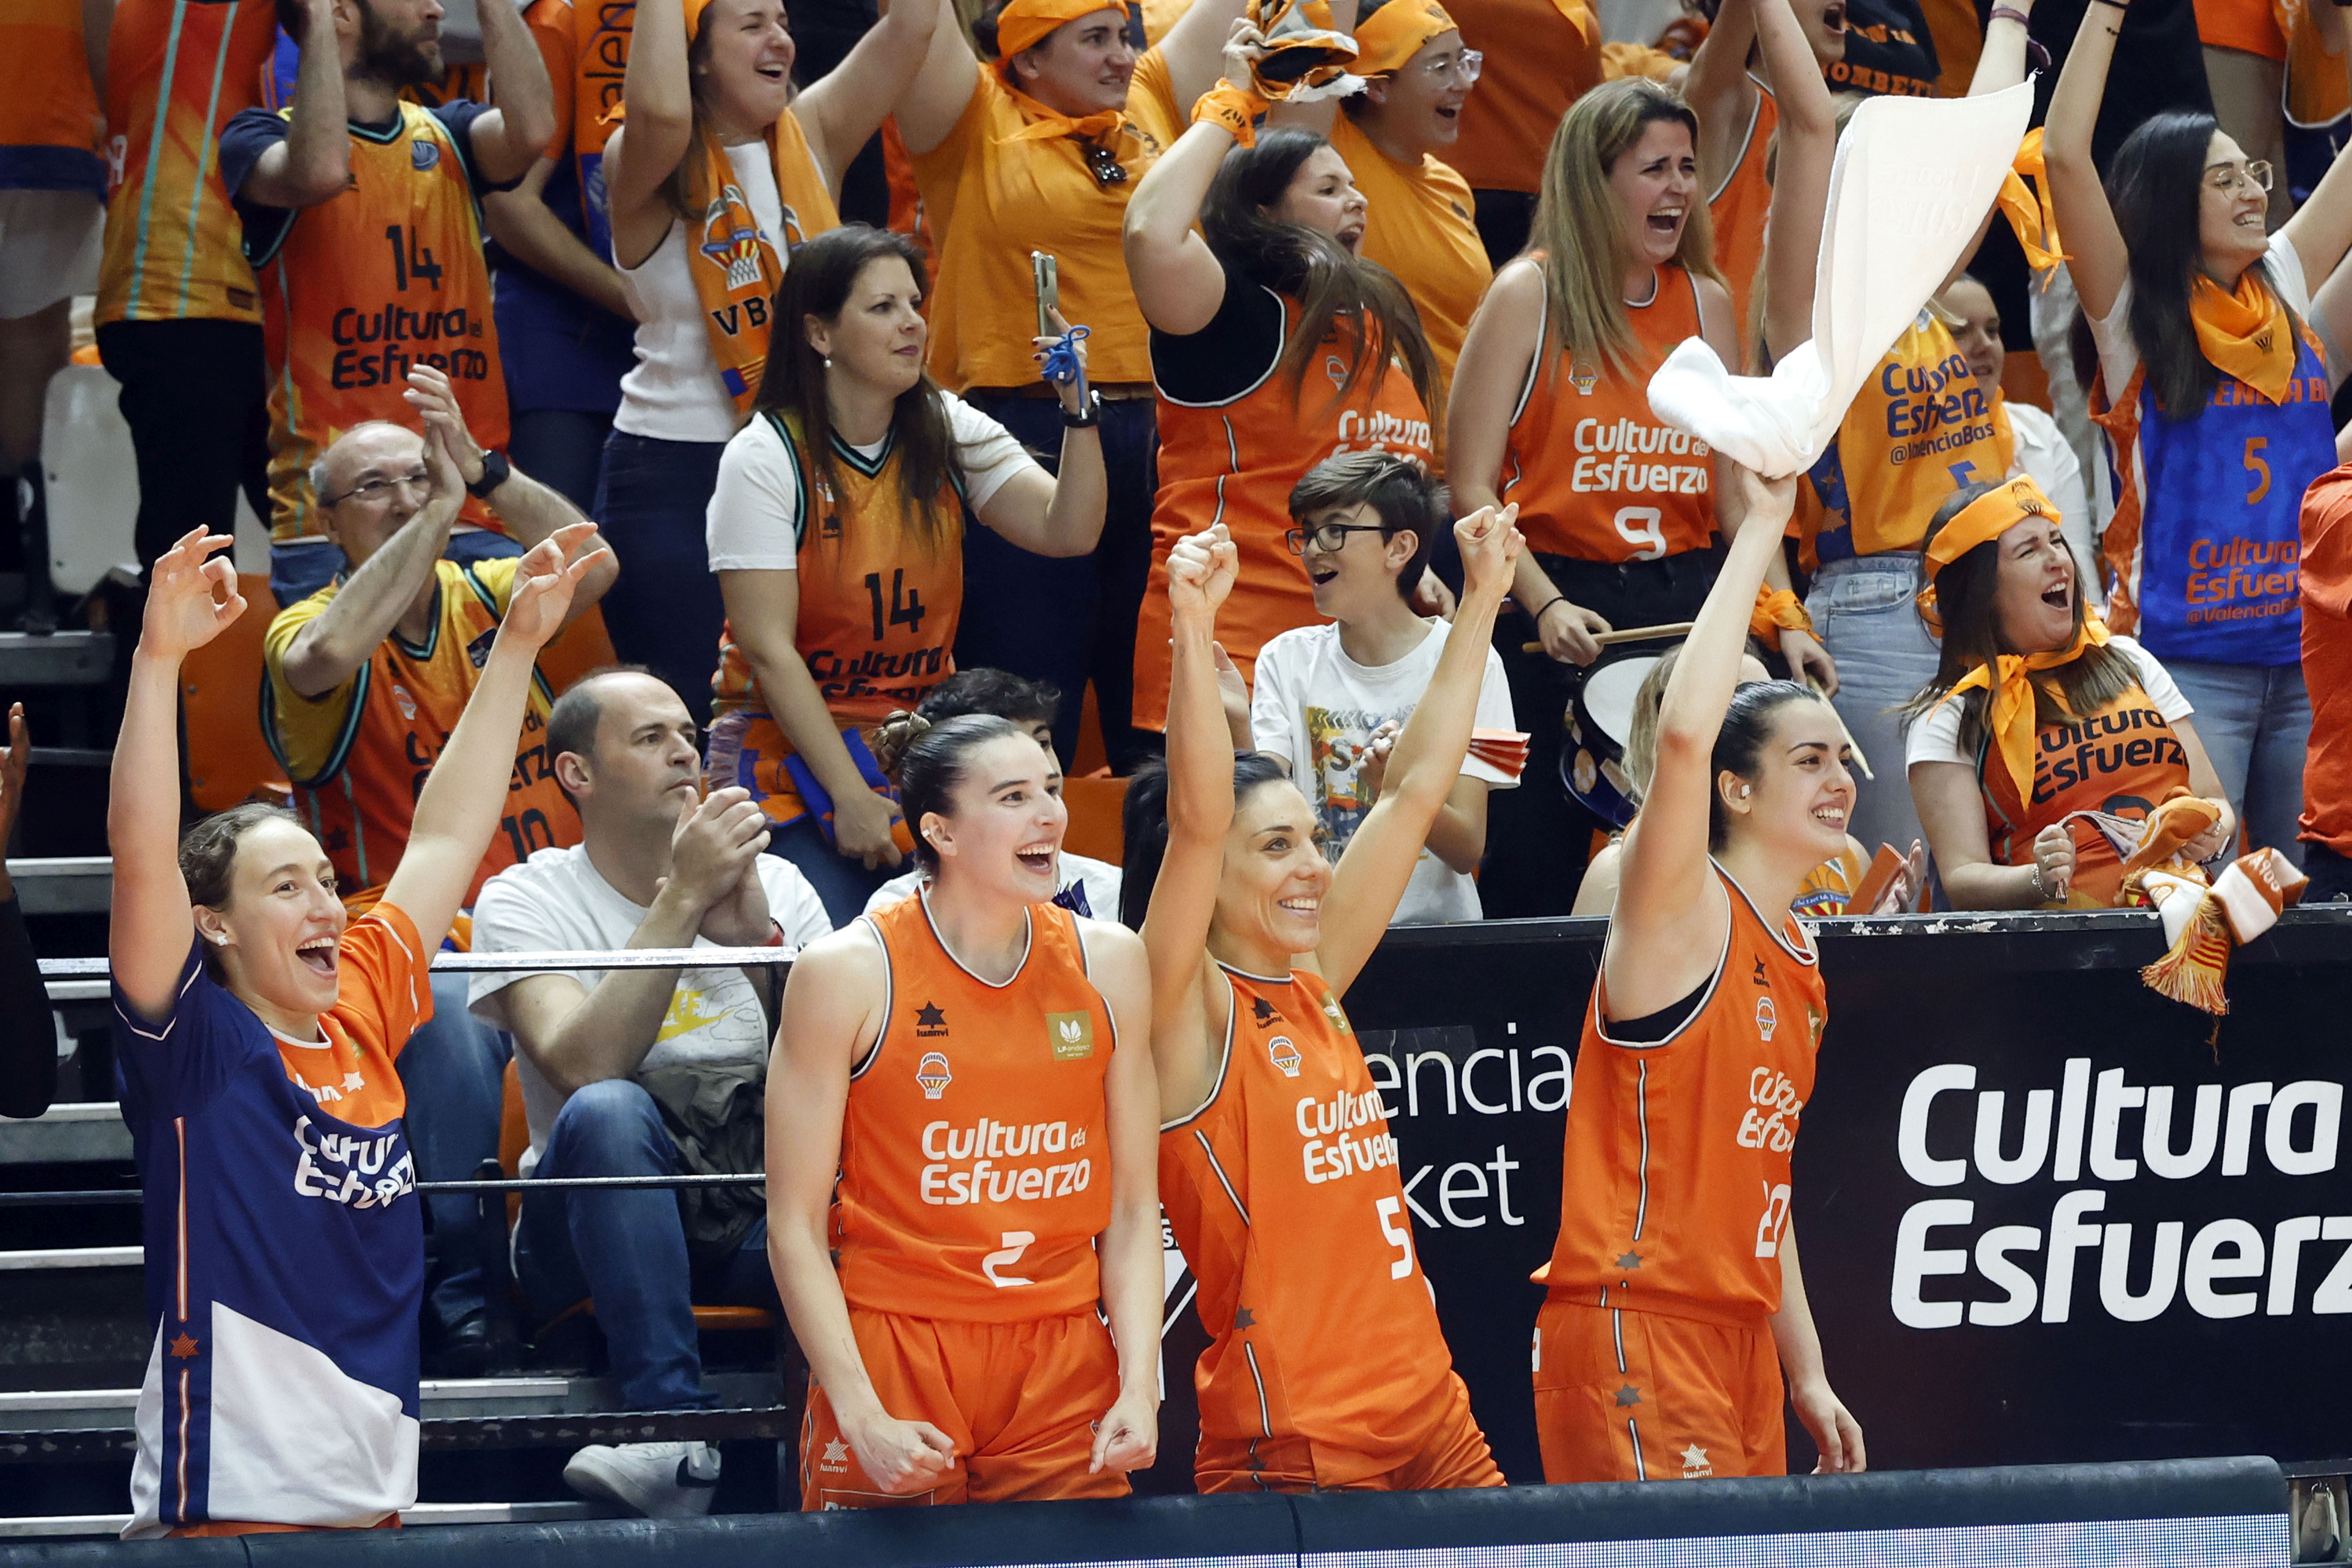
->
[258,363,619,1377]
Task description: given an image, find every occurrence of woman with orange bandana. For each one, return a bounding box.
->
[2047,0,2352,869]
[1269,0,1493,407]
[1122,22,1443,736]
[1905,477,2234,908]
[595,0,938,723]
[894,0,1246,768]
[1445,0,1834,916]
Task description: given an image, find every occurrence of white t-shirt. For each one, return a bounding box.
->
[467,844,833,1171]
[2087,230,2332,399]
[863,850,1125,923]
[1249,619,1517,926]
[2004,399,2099,606]
[614,141,786,444]
[1905,635,2192,768]
[705,392,1036,570]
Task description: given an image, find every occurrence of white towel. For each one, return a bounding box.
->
[1646,82,2037,478]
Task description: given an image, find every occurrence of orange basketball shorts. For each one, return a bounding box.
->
[1532,1296,1784,1483]
[1195,1368,1505,1494]
[800,1307,1129,1510]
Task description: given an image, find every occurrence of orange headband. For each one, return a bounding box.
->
[996,0,1123,58]
[1917,474,2061,627]
[1351,0,1459,75]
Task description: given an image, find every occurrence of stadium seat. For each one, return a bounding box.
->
[40,366,138,599]
[183,574,292,814]
[2001,348,2052,413]
[536,603,620,696]
[1060,774,1128,865]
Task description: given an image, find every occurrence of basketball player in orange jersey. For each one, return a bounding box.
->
[1126,505,1520,1494]
[765,714,1161,1508]
[216,0,554,609]
[1534,461,1864,1484]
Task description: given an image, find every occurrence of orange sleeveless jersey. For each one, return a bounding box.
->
[0,0,103,189]
[97,0,277,326]
[1330,116,1491,403]
[251,102,510,544]
[833,897,1118,1321]
[1807,312,2011,564]
[1705,79,1775,359]
[261,557,577,913]
[910,55,1182,391]
[1969,677,2192,906]
[1134,295,1436,730]
[1544,868,1824,1327]
[1502,263,1716,563]
[1161,964,1459,1488]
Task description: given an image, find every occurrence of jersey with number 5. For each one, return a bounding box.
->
[832,896,1114,1322]
[1161,964,1458,1488]
[1541,866,1823,1328]
[1498,259,1715,565]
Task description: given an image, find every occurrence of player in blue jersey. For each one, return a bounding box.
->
[106,518,605,1537]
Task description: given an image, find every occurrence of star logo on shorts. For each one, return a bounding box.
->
[1234,1305,1256,1330]
[341,1071,366,1093]
[1680,1443,1712,1477]
[820,1439,850,1472]
[168,1332,200,1360]
[1615,1252,1642,1270]
[1614,1384,1642,1408]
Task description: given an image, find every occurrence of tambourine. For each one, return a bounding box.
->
[1560,642,1672,829]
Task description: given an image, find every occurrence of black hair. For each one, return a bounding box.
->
[873,712,1031,877]
[1116,752,1294,929]
[1200,129,1440,422]
[1287,451,1446,599]
[915,668,1064,731]
[1707,681,1831,852]
[543,664,658,808]
[180,802,311,980]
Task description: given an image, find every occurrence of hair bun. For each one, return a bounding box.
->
[870,710,932,780]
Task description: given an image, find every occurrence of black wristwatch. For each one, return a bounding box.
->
[465,448,512,499]
[1062,392,1102,430]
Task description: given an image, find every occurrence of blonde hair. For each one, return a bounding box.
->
[1526,79,1725,381]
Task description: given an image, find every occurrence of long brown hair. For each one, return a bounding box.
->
[1199,128,1440,418]
[1526,78,1725,381]
[750,225,963,555]
[1901,484,2139,755]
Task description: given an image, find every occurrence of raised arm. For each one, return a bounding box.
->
[376,526,606,946]
[1125,25,1261,334]
[1685,0,1759,196]
[767,934,958,1493]
[793,0,943,192]
[602,0,695,268]
[466,0,559,186]
[893,0,982,158]
[109,532,249,1022]
[482,158,635,319]
[1753,0,1833,363]
[2043,0,2129,320]
[2284,126,2352,290]
[1607,467,1790,1012]
[237,0,350,210]
[1142,524,1242,1122]
[1159,0,1256,116]
[1082,920,1162,1475]
[1312,505,1519,993]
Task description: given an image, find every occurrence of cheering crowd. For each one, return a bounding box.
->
[6,0,2352,1534]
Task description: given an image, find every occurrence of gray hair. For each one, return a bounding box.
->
[310,420,416,508]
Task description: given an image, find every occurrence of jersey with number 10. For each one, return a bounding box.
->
[251,101,509,543]
[1161,964,1459,1489]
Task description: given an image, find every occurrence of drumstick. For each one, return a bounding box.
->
[1518,621,1696,655]
[1806,675,1873,781]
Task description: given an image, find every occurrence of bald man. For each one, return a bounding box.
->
[260,363,617,1374]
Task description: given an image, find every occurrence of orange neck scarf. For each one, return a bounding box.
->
[2191,266,2299,405]
[1995,129,2065,274]
[683,124,786,417]
[995,78,1131,145]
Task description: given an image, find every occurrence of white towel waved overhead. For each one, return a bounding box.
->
[1646,83,2036,477]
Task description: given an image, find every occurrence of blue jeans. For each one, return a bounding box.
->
[269,528,525,610]
[957,393,1159,770]
[593,431,728,729]
[766,810,892,928]
[1807,555,1941,861]
[2163,659,2311,867]
[397,970,512,1334]
[509,408,614,514]
[515,1078,777,1412]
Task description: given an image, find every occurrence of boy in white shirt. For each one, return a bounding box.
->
[1249,454,1518,925]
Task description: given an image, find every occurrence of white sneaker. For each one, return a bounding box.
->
[563,1440,722,1518]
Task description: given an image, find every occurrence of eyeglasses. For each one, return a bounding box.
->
[2206,160,2274,195]
[319,467,431,507]
[1285,520,1387,555]
[1416,47,1483,85]
[1084,143,1129,189]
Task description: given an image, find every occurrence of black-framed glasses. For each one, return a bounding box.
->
[1285,520,1387,555]
[1084,143,1129,188]
[319,467,430,508]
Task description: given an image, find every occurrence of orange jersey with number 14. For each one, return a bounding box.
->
[252,101,509,543]
[1543,867,1823,1327]
[832,897,1116,1323]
